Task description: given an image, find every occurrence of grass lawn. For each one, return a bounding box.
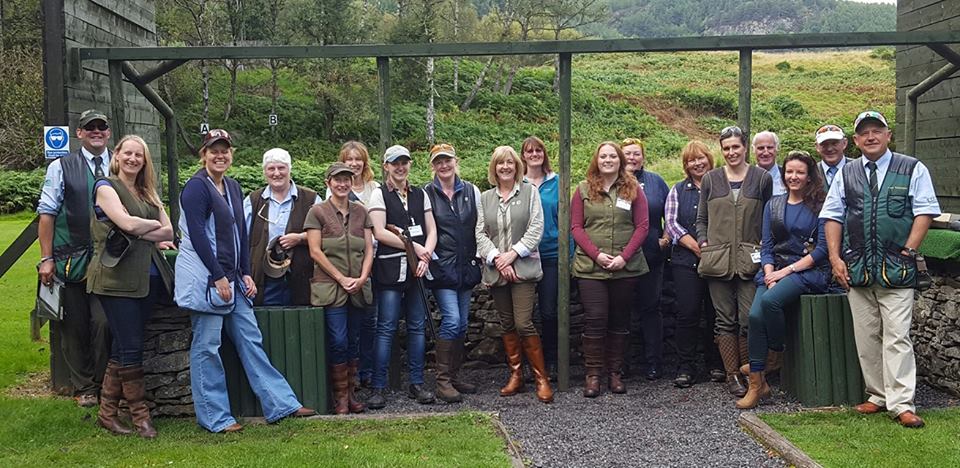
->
[0,213,512,467]
[760,408,960,468]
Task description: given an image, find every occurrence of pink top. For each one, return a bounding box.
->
[571,185,649,262]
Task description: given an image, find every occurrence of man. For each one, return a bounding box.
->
[37,109,113,407]
[753,131,786,195]
[814,124,850,190]
[820,110,940,428]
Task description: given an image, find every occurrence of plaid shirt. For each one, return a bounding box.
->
[664,185,686,242]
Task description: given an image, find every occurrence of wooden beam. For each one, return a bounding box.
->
[557,52,572,392]
[135,59,189,85]
[739,49,752,158]
[108,60,126,137]
[77,31,960,62]
[0,216,39,281]
[739,413,823,468]
[377,57,392,154]
[41,0,67,126]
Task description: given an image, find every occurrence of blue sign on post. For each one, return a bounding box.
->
[44,126,70,159]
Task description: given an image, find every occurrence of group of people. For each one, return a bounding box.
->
[37,107,939,438]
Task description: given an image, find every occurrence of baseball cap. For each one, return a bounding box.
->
[429,143,456,163]
[853,111,888,132]
[262,148,291,168]
[815,124,845,144]
[383,144,412,163]
[78,109,109,127]
[325,162,355,179]
[262,237,291,279]
[201,129,233,149]
[101,227,132,268]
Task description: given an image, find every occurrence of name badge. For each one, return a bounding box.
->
[750,251,761,264]
[408,224,424,237]
[615,198,631,210]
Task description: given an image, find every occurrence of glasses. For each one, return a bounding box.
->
[817,125,842,134]
[719,126,743,140]
[257,203,282,224]
[83,122,109,132]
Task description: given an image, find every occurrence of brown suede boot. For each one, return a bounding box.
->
[331,362,350,415]
[716,335,747,398]
[735,371,771,409]
[500,332,526,396]
[97,360,133,435]
[118,366,157,439]
[346,359,366,413]
[740,350,784,376]
[606,331,629,394]
[581,334,605,398]
[450,338,477,394]
[435,339,463,403]
[521,335,554,404]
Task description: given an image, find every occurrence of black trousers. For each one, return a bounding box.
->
[672,265,721,371]
[60,281,110,395]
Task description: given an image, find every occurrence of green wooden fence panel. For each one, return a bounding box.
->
[826,295,848,405]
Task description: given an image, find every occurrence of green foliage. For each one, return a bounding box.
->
[0,169,43,213]
[662,88,737,119]
[775,61,791,72]
[870,46,896,62]
[769,95,806,119]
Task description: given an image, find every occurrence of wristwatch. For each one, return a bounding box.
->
[903,247,918,257]
[789,264,797,273]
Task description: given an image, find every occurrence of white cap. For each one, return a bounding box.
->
[815,124,845,144]
[262,148,291,168]
[383,144,412,163]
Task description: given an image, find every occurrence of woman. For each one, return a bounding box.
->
[304,162,374,414]
[572,142,649,397]
[332,141,381,388]
[664,140,723,388]
[423,143,482,403]
[175,129,315,433]
[622,138,670,380]
[696,126,773,398]
[737,151,830,409]
[521,136,560,374]
[88,135,174,438]
[476,146,553,404]
[243,148,320,306]
[366,145,436,409]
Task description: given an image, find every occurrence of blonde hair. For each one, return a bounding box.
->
[339,141,375,183]
[585,142,639,203]
[487,146,524,186]
[680,140,715,179]
[111,135,163,208]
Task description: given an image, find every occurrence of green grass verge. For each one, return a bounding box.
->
[760,408,960,468]
[0,212,47,389]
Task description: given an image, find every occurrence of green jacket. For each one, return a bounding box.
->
[572,181,649,280]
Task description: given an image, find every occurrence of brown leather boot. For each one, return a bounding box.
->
[450,338,477,394]
[499,332,526,396]
[716,335,747,398]
[581,334,605,398]
[606,331,629,394]
[331,362,350,415]
[97,360,133,435]
[346,359,366,413]
[521,335,554,404]
[118,365,157,439]
[740,349,784,376]
[735,371,770,409]
[434,339,463,403]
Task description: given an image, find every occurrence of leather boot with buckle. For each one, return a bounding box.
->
[500,332,526,397]
[118,365,157,439]
[716,334,747,398]
[346,359,366,413]
[450,338,477,394]
[581,334,605,398]
[735,371,770,409]
[740,350,783,376]
[97,360,133,435]
[521,335,554,403]
[331,362,350,415]
[606,331,629,394]
[434,339,462,403]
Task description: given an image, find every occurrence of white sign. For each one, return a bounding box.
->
[44,126,71,159]
[269,114,278,126]
[200,122,210,135]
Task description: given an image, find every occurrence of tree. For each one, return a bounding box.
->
[540,0,605,91]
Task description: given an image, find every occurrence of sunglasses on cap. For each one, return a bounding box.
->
[817,125,842,134]
[83,122,109,132]
[719,126,744,140]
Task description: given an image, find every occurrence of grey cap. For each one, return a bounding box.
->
[383,144,412,163]
[79,109,109,127]
[100,228,132,268]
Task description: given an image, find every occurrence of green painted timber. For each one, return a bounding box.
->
[738,49,752,158]
[781,294,865,407]
[557,52,572,392]
[76,31,960,62]
[223,306,329,417]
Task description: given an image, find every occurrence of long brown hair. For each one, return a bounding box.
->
[110,135,162,208]
[521,136,551,174]
[585,142,639,202]
[782,150,825,213]
[339,141,375,183]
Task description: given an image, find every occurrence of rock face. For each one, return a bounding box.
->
[912,260,960,397]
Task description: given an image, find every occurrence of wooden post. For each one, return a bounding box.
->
[377,57,392,153]
[165,116,180,227]
[557,52,572,392]
[108,60,126,138]
[738,49,752,158]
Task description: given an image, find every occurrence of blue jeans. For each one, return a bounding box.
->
[433,288,472,340]
[261,277,291,306]
[372,288,427,389]
[98,276,164,366]
[358,302,378,382]
[326,303,363,364]
[537,257,559,365]
[189,283,302,432]
[747,276,806,372]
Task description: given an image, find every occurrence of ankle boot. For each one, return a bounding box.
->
[450,338,476,394]
[500,332,526,396]
[331,362,350,415]
[606,331,629,394]
[118,365,157,439]
[740,349,785,376]
[716,335,747,398]
[738,335,749,367]
[581,334,605,398]
[434,339,462,403]
[346,359,366,413]
[97,360,133,435]
[735,371,770,409]
[521,335,554,404]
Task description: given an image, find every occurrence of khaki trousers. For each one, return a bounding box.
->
[490,282,538,337]
[708,278,755,336]
[848,284,917,416]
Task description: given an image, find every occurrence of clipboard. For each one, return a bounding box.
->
[36,277,64,321]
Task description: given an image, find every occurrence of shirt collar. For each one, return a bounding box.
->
[431,175,464,193]
[385,178,410,193]
[821,157,847,171]
[860,149,892,171]
[81,146,108,161]
[261,180,298,202]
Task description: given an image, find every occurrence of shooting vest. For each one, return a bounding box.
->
[248,185,317,305]
[53,150,103,282]
[373,185,427,289]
